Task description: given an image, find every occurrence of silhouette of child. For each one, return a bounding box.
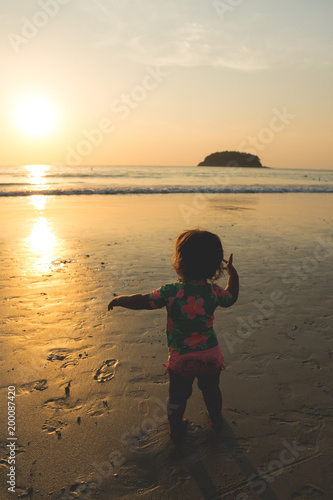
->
[108,229,239,440]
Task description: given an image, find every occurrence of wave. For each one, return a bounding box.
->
[1,184,333,196]
[45,173,131,178]
[0,172,163,179]
[0,183,28,186]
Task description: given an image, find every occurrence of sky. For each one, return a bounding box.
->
[0,0,332,169]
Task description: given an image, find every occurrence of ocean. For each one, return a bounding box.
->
[0,164,332,197]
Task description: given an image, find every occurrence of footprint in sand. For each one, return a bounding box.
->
[94,359,118,383]
[149,374,167,384]
[125,389,149,399]
[130,374,167,385]
[87,398,110,417]
[302,358,321,370]
[42,419,67,435]
[47,352,69,362]
[65,482,91,497]
[42,397,82,411]
[17,379,48,394]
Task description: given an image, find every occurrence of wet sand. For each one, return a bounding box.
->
[0,193,332,499]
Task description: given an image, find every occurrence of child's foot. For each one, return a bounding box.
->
[206,410,223,430]
[169,419,189,441]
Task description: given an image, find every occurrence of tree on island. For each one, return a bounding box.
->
[198,151,263,167]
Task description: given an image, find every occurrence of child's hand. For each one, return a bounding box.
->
[223,253,239,304]
[222,254,236,275]
[108,294,118,311]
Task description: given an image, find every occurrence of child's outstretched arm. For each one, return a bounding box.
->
[223,253,239,306]
[108,293,152,311]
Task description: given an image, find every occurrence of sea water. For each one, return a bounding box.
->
[0,165,332,197]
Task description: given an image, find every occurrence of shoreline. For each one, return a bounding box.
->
[1,186,333,198]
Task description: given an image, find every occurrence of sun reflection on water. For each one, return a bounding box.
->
[25,164,49,189]
[29,195,47,211]
[27,217,57,271]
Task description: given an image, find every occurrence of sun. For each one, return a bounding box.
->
[14,95,59,139]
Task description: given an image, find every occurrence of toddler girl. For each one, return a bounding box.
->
[108,229,239,440]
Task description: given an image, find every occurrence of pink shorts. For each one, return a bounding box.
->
[163,345,226,379]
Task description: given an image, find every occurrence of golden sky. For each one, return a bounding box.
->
[0,0,332,169]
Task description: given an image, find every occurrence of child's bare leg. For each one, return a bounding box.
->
[197,372,222,426]
[168,370,193,437]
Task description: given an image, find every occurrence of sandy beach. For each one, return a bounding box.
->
[0,192,332,499]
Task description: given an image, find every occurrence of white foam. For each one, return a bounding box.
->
[1,184,333,197]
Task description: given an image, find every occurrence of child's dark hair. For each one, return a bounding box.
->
[173,229,224,281]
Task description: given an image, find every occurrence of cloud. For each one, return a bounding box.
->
[78,0,333,71]
[92,17,270,71]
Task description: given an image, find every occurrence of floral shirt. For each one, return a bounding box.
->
[148,280,233,355]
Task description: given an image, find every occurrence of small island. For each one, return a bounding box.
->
[198,151,264,168]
